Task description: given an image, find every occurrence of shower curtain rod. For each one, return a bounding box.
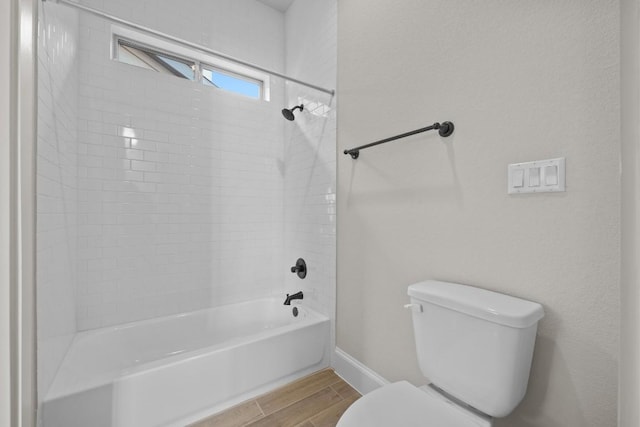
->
[42,0,336,96]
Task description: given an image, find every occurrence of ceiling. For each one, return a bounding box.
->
[256,0,294,13]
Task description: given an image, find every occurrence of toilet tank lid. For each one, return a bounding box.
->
[408,280,544,328]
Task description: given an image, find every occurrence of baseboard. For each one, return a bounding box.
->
[331,347,389,395]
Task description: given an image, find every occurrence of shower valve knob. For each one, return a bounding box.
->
[290,258,307,279]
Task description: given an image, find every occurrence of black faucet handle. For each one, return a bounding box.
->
[290,258,307,279]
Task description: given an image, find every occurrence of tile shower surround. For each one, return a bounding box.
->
[54,0,335,331]
[37,1,80,399]
[283,0,337,334]
[36,0,337,412]
[75,73,286,328]
[70,0,286,330]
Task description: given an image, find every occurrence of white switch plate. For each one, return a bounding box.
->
[508,158,565,194]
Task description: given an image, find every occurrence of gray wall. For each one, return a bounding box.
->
[337,1,620,426]
[620,0,640,425]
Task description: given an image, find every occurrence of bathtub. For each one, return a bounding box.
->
[42,298,330,427]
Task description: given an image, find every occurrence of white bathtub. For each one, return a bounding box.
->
[42,298,330,427]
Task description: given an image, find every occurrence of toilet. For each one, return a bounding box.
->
[337,280,544,427]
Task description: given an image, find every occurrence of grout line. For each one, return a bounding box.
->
[306,396,354,427]
[243,405,266,427]
[254,399,265,416]
[260,370,340,416]
[329,385,345,401]
[254,368,333,406]
[328,376,343,386]
[199,370,348,426]
[264,385,334,418]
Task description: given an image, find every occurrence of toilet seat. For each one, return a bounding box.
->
[337,381,492,427]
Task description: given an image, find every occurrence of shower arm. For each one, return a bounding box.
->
[41,0,335,96]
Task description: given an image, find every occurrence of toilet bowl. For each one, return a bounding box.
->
[337,280,544,426]
[337,381,491,427]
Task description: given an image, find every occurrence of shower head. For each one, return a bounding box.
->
[282,104,304,121]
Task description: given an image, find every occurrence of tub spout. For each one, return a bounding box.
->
[284,291,303,305]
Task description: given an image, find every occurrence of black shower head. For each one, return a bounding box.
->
[282,104,304,121]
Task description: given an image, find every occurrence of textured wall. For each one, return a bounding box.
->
[620,0,640,425]
[336,1,620,426]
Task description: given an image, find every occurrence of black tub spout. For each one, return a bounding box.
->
[284,291,303,305]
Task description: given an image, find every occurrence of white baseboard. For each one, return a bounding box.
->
[331,347,389,395]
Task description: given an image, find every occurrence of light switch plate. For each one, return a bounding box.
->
[508,158,565,194]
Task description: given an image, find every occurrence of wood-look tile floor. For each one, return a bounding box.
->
[189,369,361,427]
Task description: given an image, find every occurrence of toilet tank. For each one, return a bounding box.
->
[407,280,544,418]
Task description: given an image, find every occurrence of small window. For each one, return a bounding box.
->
[112,33,268,101]
[202,67,261,99]
[116,39,195,81]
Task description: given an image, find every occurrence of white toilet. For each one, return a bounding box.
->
[337,280,544,427]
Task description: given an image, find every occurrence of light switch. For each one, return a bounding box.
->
[529,167,540,187]
[545,165,558,185]
[513,169,524,188]
[508,158,565,194]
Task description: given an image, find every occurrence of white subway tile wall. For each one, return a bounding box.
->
[73,0,287,329]
[37,0,336,354]
[283,0,337,332]
[37,1,80,399]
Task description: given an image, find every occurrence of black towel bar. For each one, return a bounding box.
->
[343,121,454,159]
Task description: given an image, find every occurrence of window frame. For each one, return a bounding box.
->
[111,26,270,101]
